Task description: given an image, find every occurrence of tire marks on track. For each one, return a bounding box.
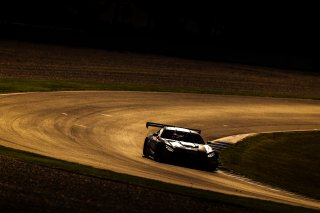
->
[0,91,320,209]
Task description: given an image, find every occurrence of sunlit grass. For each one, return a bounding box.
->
[221,131,320,200]
[0,144,316,213]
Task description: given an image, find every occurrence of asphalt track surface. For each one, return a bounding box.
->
[0,91,320,209]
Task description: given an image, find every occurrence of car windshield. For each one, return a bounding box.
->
[161,130,205,144]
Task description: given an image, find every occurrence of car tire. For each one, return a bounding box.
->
[203,164,216,172]
[154,144,164,162]
[143,138,149,157]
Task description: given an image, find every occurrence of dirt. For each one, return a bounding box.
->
[0,39,319,98]
[0,39,319,212]
[0,156,254,213]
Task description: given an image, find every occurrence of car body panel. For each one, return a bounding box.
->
[143,122,219,171]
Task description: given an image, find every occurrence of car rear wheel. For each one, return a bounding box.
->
[143,138,149,157]
[205,159,219,171]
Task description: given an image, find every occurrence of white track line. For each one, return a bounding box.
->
[101,114,112,117]
[74,124,87,128]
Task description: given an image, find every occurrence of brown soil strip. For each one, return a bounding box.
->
[0,156,252,213]
[1,39,319,98]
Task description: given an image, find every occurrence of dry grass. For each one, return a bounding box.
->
[0,39,319,98]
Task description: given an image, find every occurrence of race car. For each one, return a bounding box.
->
[143,122,219,171]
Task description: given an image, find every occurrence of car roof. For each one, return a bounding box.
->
[164,126,199,134]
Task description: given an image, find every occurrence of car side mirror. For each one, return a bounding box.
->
[153,133,158,136]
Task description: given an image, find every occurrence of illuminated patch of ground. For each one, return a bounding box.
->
[221,131,320,200]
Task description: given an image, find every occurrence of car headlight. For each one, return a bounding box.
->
[207,152,215,158]
[165,145,174,152]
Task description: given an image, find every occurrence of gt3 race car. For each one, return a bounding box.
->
[143,122,219,171]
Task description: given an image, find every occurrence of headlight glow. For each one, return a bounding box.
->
[207,152,215,158]
[165,145,174,152]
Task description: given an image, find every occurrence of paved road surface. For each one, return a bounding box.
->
[0,91,319,209]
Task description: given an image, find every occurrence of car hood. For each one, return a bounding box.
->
[165,139,213,153]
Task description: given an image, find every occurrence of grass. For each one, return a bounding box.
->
[1,78,318,99]
[0,80,319,212]
[220,131,320,200]
[0,79,149,93]
[1,39,320,99]
[0,144,317,213]
[0,78,253,96]
[1,40,319,211]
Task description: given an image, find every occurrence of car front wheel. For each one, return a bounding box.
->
[154,144,165,162]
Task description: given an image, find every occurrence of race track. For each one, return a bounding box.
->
[1,91,320,209]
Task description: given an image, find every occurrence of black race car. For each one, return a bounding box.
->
[143,122,219,171]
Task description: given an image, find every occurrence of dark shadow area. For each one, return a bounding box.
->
[1,156,253,213]
[143,155,219,173]
[0,1,315,71]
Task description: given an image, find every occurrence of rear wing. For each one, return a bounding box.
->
[146,122,201,134]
